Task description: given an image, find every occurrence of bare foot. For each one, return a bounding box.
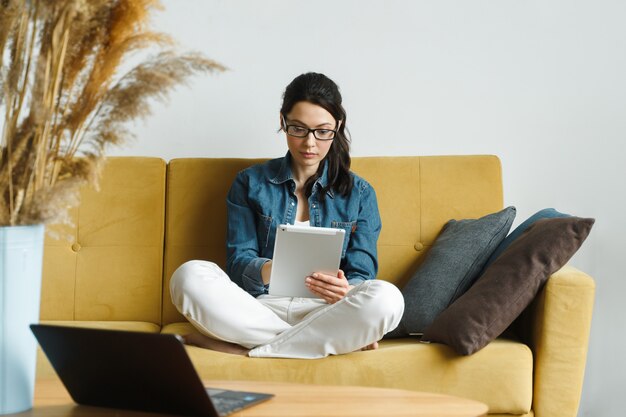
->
[360,341,379,351]
[182,333,250,356]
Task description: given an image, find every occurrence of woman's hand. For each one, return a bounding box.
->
[305,269,354,304]
[261,260,272,285]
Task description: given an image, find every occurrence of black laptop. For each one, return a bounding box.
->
[31,324,273,416]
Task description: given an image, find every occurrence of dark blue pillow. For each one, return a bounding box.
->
[482,208,571,270]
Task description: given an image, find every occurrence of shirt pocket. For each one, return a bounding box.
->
[257,212,273,248]
[331,220,357,258]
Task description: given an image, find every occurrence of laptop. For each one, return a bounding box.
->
[269,224,345,298]
[30,324,273,416]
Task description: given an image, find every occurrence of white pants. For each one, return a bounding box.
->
[170,260,404,359]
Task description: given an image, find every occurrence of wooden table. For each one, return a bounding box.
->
[11,378,488,417]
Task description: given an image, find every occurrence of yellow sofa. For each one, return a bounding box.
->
[39,155,595,417]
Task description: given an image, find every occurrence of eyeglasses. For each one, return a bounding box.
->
[281,117,337,141]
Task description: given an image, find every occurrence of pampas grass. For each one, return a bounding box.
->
[0,0,225,226]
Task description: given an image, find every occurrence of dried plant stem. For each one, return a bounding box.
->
[3,7,30,221]
[37,13,70,190]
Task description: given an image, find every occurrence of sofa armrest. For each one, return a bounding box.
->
[517,265,595,417]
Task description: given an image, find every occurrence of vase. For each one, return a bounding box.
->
[0,224,45,415]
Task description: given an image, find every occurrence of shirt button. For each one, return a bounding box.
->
[414,242,424,251]
[291,202,295,206]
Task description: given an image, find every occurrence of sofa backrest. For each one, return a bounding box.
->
[41,156,503,326]
[161,155,503,325]
[41,157,166,324]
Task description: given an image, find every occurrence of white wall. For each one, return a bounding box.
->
[111,1,626,415]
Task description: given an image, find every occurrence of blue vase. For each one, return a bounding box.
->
[0,224,45,414]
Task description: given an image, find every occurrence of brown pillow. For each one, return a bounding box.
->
[421,216,595,355]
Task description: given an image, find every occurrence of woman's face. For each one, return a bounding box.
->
[282,101,337,174]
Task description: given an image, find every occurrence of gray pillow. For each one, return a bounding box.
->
[386,206,516,337]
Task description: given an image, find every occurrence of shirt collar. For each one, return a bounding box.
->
[269,152,334,198]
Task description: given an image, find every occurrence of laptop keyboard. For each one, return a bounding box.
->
[207,388,269,416]
[210,396,250,416]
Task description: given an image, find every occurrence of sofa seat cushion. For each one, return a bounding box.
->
[36,320,161,377]
[162,322,532,414]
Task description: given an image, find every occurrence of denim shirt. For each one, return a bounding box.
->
[226,153,382,297]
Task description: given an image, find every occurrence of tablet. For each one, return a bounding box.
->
[268,224,345,298]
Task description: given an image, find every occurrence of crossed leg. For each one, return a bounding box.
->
[170,261,403,359]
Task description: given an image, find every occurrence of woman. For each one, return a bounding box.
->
[170,72,404,359]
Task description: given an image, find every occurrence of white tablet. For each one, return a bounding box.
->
[268,224,346,298]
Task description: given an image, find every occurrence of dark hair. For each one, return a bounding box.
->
[280,72,353,200]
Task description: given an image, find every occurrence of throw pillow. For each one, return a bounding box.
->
[421,216,595,355]
[482,208,571,270]
[386,206,516,338]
